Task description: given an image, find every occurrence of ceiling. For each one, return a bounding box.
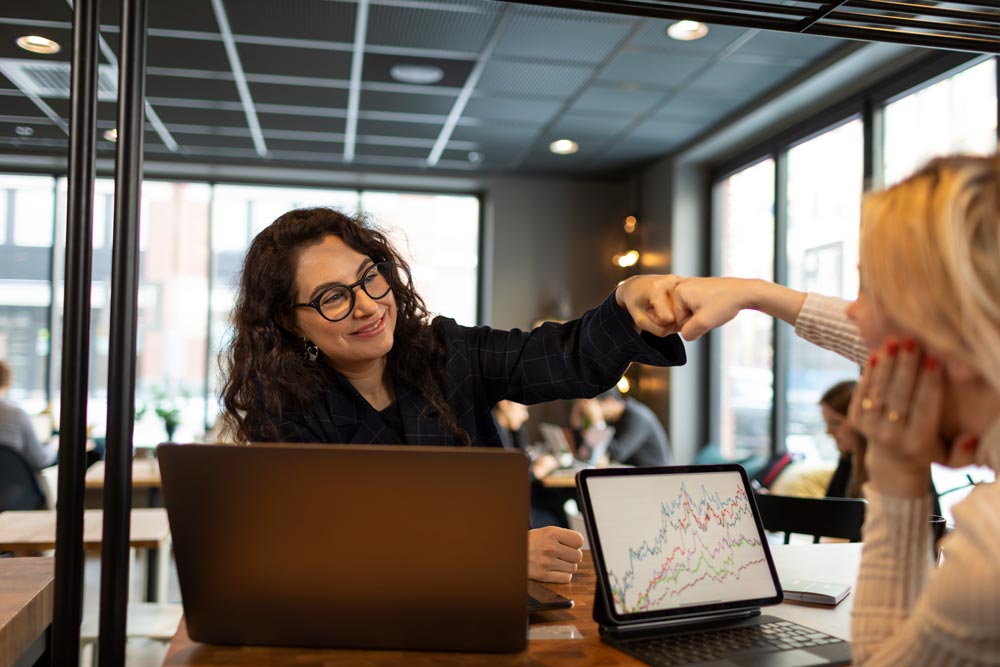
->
[0,0,896,176]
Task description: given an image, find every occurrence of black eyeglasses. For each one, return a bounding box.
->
[293,261,393,322]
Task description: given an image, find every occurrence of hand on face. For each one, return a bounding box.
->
[527,526,584,584]
[848,338,977,497]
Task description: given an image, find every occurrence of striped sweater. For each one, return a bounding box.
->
[795,292,1000,666]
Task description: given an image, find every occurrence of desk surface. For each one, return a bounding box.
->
[0,557,54,667]
[163,543,859,666]
[0,508,170,551]
[85,459,162,489]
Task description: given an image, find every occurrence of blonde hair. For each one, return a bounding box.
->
[860,154,1000,392]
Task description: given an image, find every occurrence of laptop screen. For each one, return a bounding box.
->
[579,464,782,624]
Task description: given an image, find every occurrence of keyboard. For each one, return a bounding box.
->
[616,619,843,666]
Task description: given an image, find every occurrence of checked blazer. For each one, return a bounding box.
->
[266,291,686,447]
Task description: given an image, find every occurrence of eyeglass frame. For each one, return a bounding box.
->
[291,260,394,323]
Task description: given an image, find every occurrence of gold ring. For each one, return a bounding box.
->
[887,410,902,423]
[861,398,875,411]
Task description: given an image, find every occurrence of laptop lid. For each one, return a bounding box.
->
[157,442,529,652]
[577,464,783,628]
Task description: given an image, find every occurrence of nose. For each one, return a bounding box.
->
[352,286,378,316]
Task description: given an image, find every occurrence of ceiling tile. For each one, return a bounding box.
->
[356,118,442,139]
[353,143,431,160]
[450,123,535,145]
[687,59,801,93]
[248,82,348,108]
[224,0,356,43]
[171,132,257,150]
[150,0,220,33]
[265,137,343,154]
[478,60,592,97]
[147,74,241,102]
[362,90,458,116]
[238,43,352,79]
[570,83,662,116]
[494,11,634,64]
[653,90,749,123]
[148,35,230,72]
[257,112,344,133]
[367,3,497,53]
[547,112,636,140]
[624,117,706,143]
[735,30,842,60]
[463,96,561,125]
[599,50,711,88]
[155,105,250,127]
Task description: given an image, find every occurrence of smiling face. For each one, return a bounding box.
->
[290,234,397,376]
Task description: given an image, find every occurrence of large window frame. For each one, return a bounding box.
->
[708,51,998,459]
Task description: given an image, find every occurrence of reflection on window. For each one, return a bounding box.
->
[786,119,864,461]
[883,59,997,187]
[713,159,775,459]
[360,191,480,325]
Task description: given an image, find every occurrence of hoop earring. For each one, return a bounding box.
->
[300,338,319,362]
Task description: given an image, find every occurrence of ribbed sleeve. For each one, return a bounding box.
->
[850,430,1000,665]
[793,293,867,367]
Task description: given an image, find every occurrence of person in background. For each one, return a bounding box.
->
[819,380,868,499]
[570,387,671,467]
[219,207,687,584]
[0,360,56,470]
[493,399,568,529]
[664,154,1000,664]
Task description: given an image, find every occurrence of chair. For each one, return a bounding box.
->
[753,492,867,544]
[0,445,47,512]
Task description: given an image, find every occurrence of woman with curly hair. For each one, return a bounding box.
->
[220,206,686,583]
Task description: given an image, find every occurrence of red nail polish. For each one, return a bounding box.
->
[869,353,878,367]
[962,437,980,452]
[902,338,917,353]
[924,356,938,370]
[887,340,899,356]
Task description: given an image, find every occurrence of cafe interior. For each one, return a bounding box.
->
[0,0,998,665]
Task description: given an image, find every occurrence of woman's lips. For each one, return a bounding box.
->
[352,313,386,337]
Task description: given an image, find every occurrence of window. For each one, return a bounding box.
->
[883,59,997,187]
[360,191,480,325]
[712,158,775,459]
[784,119,864,460]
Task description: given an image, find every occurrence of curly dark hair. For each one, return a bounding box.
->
[219,207,468,444]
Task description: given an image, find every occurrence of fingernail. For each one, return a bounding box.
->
[886,340,899,357]
[903,338,917,353]
[869,353,878,368]
[924,356,939,370]
[962,437,980,453]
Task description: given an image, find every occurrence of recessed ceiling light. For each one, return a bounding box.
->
[667,20,709,41]
[549,139,579,156]
[16,35,61,54]
[15,126,34,137]
[389,64,444,85]
[104,128,118,142]
[467,151,482,163]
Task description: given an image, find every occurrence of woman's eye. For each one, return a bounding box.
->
[322,290,347,306]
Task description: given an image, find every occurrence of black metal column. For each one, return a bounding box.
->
[52,0,100,661]
[97,0,148,663]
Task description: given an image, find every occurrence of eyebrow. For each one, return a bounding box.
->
[307,258,373,301]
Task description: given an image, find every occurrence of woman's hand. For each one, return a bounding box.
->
[672,277,807,341]
[528,526,584,583]
[848,338,944,498]
[615,275,683,337]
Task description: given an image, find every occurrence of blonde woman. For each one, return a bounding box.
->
[667,155,1000,664]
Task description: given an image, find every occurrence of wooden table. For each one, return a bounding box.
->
[0,509,171,603]
[163,543,860,666]
[86,459,163,507]
[0,558,54,667]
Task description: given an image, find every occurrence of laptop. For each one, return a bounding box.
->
[157,442,529,652]
[539,422,614,471]
[576,464,853,667]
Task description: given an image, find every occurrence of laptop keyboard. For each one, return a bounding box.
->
[619,619,842,666]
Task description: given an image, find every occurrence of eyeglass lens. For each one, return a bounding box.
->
[319,263,391,321]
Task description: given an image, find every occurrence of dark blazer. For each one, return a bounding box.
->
[268,292,686,447]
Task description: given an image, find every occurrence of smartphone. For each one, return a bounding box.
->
[527,581,574,612]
